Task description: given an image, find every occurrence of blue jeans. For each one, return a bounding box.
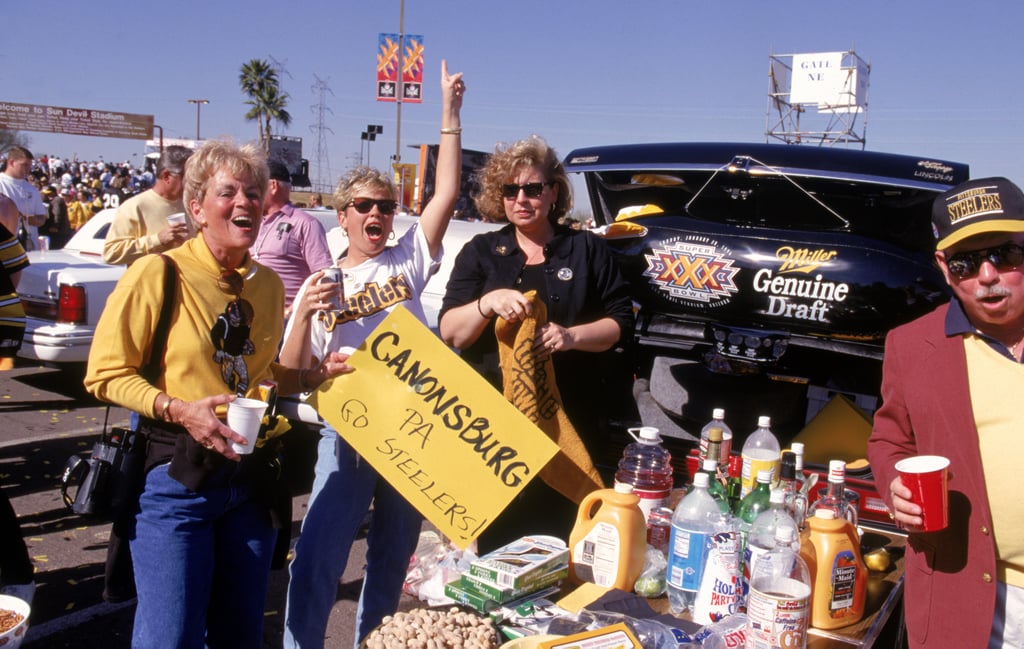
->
[130,462,276,649]
[283,424,422,648]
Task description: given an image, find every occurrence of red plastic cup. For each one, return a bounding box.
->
[895,455,950,531]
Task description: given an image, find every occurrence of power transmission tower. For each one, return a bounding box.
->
[310,75,335,193]
[269,55,293,80]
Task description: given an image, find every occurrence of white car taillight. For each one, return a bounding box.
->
[57,285,87,324]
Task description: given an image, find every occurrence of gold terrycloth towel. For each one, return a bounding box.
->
[495,290,605,504]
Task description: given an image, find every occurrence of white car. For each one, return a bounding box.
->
[17,207,498,368]
[18,208,123,365]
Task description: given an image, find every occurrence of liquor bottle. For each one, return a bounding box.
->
[666,472,720,615]
[790,442,807,487]
[738,469,774,527]
[809,460,858,527]
[740,416,781,497]
[699,408,733,463]
[779,451,808,529]
[705,426,732,489]
[689,458,730,514]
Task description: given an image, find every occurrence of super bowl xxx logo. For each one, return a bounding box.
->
[643,236,739,306]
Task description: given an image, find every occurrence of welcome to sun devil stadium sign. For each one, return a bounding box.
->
[0,101,153,140]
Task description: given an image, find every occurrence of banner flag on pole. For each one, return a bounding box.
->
[401,34,424,103]
[377,33,424,103]
[376,33,400,102]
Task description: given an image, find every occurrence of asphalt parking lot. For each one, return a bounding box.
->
[0,361,424,648]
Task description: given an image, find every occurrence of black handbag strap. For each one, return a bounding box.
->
[141,254,178,383]
[100,253,178,430]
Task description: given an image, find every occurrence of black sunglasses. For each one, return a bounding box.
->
[347,198,397,215]
[500,181,552,199]
[945,242,1024,279]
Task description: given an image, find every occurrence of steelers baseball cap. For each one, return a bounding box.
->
[933,177,1024,250]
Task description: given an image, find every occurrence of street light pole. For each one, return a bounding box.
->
[364,125,382,167]
[187,99,209,141]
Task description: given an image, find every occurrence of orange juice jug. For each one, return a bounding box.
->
[803,509,867,629]
[569,483,647,591]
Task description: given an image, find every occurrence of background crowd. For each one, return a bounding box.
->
[0,152,158,250]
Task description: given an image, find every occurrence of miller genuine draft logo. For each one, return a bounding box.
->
[643,236,739,306]
[752,246,848,323]
[776,246,837,274]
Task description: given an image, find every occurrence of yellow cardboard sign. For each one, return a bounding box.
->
[309,306,559,548]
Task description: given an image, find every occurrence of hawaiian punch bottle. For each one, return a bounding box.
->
[615,427,674,524]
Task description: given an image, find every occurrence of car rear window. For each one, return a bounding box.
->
[588,169,938,252]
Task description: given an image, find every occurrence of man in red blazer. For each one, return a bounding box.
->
[869,177,1024,648]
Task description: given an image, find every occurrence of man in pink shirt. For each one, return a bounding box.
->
[250,162,333,316]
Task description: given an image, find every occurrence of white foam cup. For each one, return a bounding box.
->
[166,212,187,226]
[227,398,268,454]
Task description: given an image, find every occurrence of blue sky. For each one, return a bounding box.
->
[5,0,1023,206]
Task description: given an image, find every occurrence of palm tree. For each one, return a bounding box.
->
[239,59,291,151]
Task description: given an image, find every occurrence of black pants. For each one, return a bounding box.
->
[476,478,578,555]
[0,484,34,584]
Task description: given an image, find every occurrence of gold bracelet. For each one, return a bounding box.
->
[440,127,462,135]
[161,396,175,422]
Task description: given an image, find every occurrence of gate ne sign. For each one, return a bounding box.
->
[0,101,153,140]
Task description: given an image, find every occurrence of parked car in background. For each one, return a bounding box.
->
[17,207,497,370]
[17,209,122,367]
[564,142,969,444]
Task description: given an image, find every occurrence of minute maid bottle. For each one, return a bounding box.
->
[740,416,780,497]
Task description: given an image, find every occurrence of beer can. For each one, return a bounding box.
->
[37,235,50,252]
[318,267,343,311]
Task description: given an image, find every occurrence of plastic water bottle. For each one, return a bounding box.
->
[745,489,799,584]
[746,527,812,649]
[737,469,774,589]
[699,408,733,463]
[692,513,743,624]
[666,472,720,615]
[694,613,748,649]
[740,416,780,497]
[615,426,674,524]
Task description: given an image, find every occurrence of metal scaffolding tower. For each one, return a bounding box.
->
[766,50,870,148]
